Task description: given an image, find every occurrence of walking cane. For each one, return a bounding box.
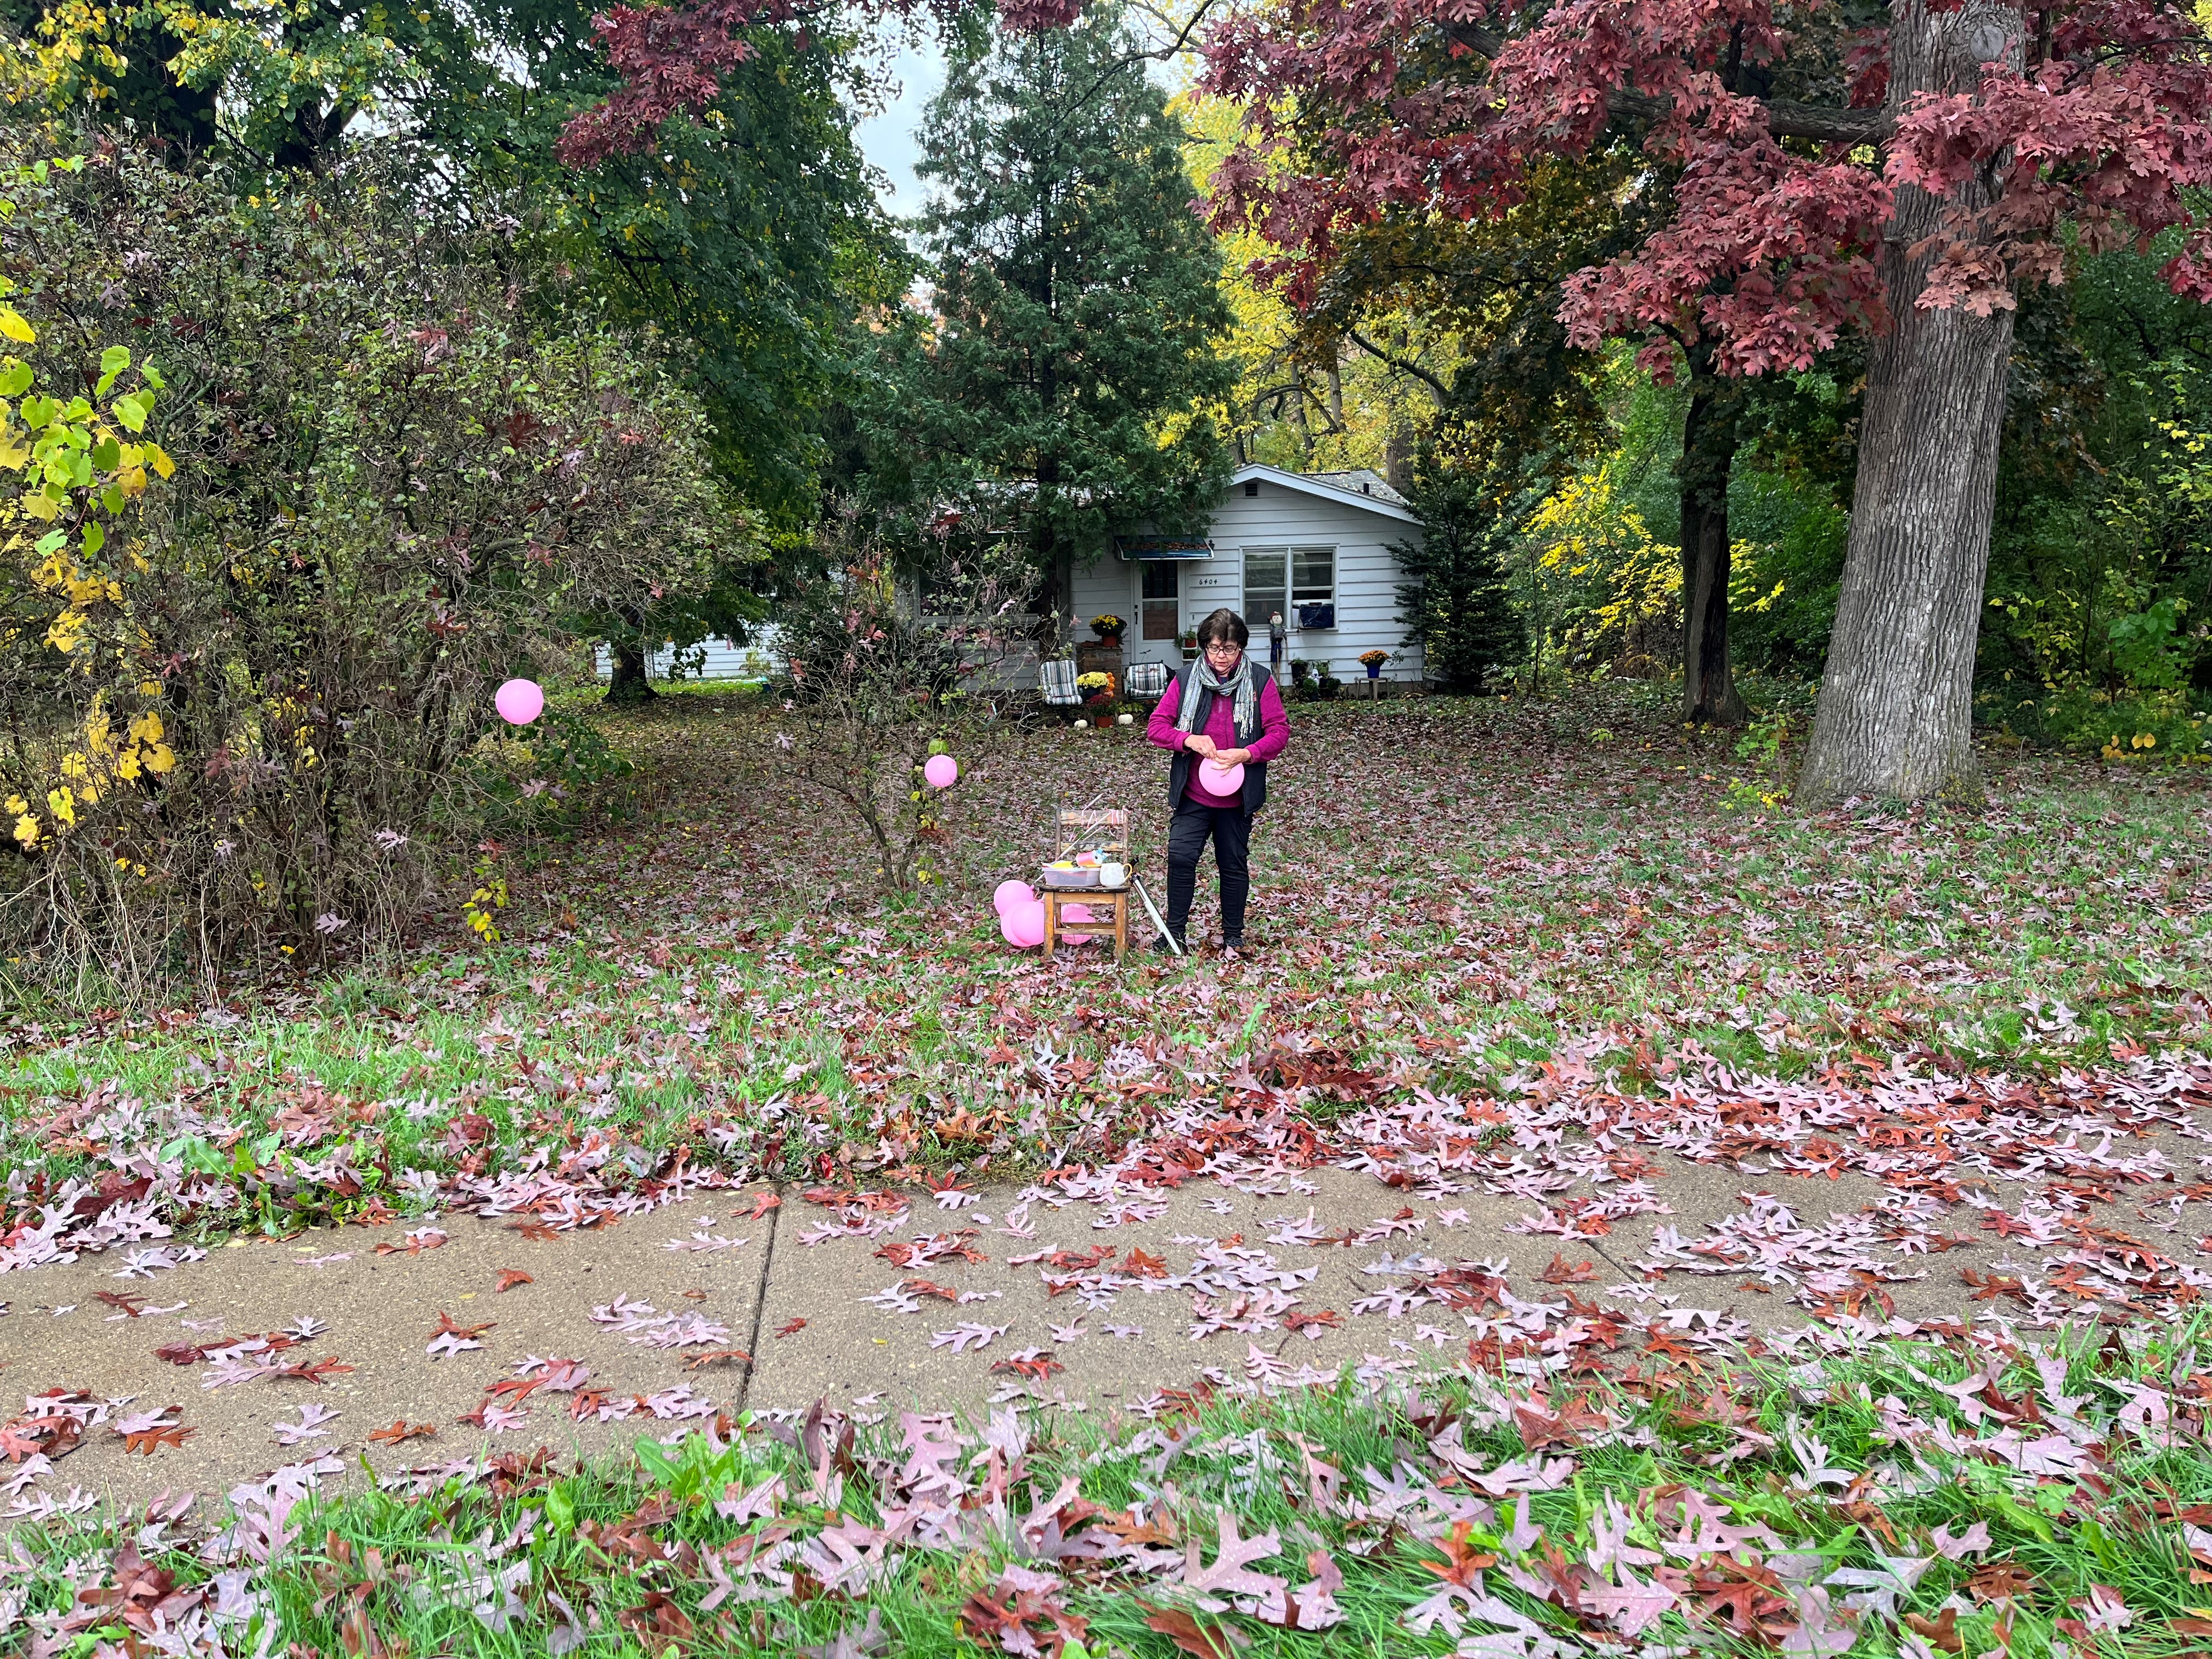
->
[1132,874,1182,955]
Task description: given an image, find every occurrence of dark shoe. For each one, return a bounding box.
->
[1220,938,1244,961]
[1151,932,1186,956]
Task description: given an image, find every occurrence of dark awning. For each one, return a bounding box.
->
[1115,537,1214,560]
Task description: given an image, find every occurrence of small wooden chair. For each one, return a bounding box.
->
[1041,807,1132,961]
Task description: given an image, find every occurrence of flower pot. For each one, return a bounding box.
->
[1364,662,1383,680]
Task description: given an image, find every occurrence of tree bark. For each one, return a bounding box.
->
[1678,362,1747,725]
[1797,1,2023,808]
[605,639,656,703]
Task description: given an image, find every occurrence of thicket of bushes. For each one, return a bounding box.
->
[0,132,737,996]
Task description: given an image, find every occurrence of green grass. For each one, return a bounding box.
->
[8,1326,2211,1656]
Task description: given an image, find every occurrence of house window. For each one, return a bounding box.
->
[1141,560,1181,640]
[1243,545,1336,628]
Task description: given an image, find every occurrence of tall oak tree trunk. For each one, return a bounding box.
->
[1679,362,1747,725]
[1797,1,2023,806]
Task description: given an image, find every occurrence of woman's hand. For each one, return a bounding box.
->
[1214,748,1251,768]
[1184,734,1218,759]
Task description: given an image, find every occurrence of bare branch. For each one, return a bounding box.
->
[1345,330,1452,402]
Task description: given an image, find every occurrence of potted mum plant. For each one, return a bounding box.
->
[1089,614,1126,646]
[1179,629,1199,663]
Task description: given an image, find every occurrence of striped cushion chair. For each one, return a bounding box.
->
[1123,661,1170,701]
[1039,657,1082,707]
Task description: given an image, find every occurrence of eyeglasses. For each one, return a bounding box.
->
[1203,642,1243,657]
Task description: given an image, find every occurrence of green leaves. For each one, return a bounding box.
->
[94,345,130,396]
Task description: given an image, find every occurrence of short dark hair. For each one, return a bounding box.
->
[1195,608,1249,648]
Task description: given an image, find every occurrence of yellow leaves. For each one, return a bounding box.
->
[142,742,175,774]
[0,307,34,345]
[46,607,86,653]
[12,812,38,849]
[46,786,75,826]
[128,709,163,746]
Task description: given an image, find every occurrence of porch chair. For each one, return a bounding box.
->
[1123,661,1170,701]
[1039,657,1082,713]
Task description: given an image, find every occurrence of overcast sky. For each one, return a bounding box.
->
[850,36,946,215]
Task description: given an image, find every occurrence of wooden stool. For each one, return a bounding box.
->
[1041,884,1131,961]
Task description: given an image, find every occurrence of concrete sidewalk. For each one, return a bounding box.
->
[10,1140,2197,1521]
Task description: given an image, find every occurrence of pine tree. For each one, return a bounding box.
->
[866,5,1233,601]
[1395,464,1526,695]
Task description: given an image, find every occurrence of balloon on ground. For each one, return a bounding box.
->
[495,679,544,725]
[1000,900,1047,949]
[923,753,958,789]
[993,879,1036,916]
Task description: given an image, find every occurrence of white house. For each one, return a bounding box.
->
[597,462,1425,685]
[1073,463,1424,686]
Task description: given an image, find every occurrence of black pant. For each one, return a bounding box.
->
[1165,801,1251,941]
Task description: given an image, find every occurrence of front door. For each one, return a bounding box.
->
[1140,561,1180,641]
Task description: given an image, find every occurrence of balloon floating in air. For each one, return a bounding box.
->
[495,679,545,726]
[924,753,958,789]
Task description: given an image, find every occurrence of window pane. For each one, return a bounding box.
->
[1243,548,1286,621]
[1292,546,1334,598]
[1141,561,1180,600]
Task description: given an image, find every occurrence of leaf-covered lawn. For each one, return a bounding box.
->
[8,1325,2212,1657]
[3,684,2206,1237]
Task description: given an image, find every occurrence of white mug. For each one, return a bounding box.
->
[1101,862,1126,887]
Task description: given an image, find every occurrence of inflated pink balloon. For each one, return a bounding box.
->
[923,753,958,789]
[993,879,1037,916]
[1000,900,1047,949]
[1198,758,1245,795]
[1062,904,1096,924]
[495,678,544,725]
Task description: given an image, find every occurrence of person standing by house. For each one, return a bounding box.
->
[1146,608,1289,957]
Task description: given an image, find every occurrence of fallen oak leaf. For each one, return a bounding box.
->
[989,1351,1066,1381]
[775,1319,808,1339]
[1539,1253,1599,1284]
[1905,1606,1962,1652]
[736,1192,781,1220]
[685,1350,754,1370]
[273,1357,354,1384]
[493,1269,533,1293]
[508,1221,562,1242]
[368,1421,436,1446]
[122,1424,195,1455]
[1138,1601,1248,1659]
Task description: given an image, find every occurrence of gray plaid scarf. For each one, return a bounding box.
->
[1175,654,1257,741]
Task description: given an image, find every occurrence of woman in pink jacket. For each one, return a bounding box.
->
[1144,608,1290,957]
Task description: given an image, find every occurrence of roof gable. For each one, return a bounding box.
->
[1228,464,1421,526]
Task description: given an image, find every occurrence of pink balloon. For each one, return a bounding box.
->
[923,753,958,789]
[993,879,1036,916]
[495,678,544,725]
[1000,899,1046,949]
[1062,904,1096,923]
[1199,758,1245,795]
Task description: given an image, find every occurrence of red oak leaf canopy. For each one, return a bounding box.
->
[558,0,1087,166]
[1198,1,2212,377]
